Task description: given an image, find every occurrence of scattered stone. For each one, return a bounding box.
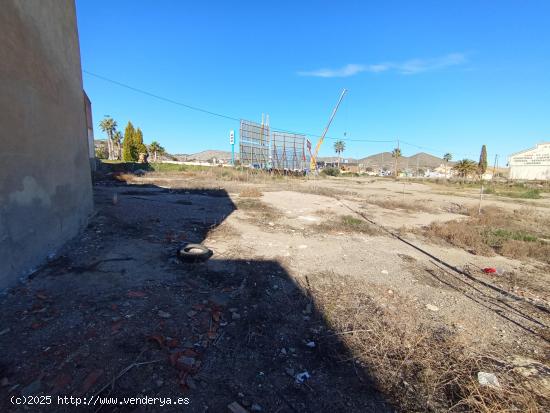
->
[251,403,263,412]
[306,341,315,348]
[228,401,249,413]
[232,312,241,320]
[186,376,197,390]
[21,379,41,396]
[303,303,312,315]
[285,367,295,377]
[178,356,196,370]
[381,270,389,275]
[157,310,171,319]
[425,304,439,312]
[209,293,230,307]
[295,371,310,384]
[187,310,197,317]
[477,371,500,388]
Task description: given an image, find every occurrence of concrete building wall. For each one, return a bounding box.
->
[509,143,550,180]
[0,0,93,289]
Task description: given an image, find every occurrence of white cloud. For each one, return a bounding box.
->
[298,53,467,78]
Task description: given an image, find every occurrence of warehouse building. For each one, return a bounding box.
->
[508,142,550,180]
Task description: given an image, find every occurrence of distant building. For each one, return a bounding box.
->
[508,142,550,180]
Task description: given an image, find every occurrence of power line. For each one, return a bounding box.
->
[83,70,395,143]
[83,70,241,122]
[82,69,473,155]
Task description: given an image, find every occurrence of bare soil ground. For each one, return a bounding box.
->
[1,171,549,412]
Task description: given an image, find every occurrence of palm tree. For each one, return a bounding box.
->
[452,159,478,179]
[443,153,452,178]
[392,147,402,177]
[334,140,345,168]
[149,141,165,162]
[113,131,122,160]
[99,116,117,160]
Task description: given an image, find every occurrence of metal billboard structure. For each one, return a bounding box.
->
[239,118,270,169]
[271,131,308,171]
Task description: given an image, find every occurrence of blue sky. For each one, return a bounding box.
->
[76,0,549,162]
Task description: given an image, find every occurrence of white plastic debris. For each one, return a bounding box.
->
[295,371,310,384]
[477,371,500,388]
[306,341,316,348]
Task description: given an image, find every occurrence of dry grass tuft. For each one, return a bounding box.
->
[419,206,550,263]
[239,187,263,198]
[364,197,435,213]
[309,272,546,412]
[316,214,380,235]
[234,197,282,223]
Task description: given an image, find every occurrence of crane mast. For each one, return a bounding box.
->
[310,88,348,171]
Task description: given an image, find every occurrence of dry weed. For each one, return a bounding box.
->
[309,272,546,412]
[419,206,550,264]
[316,214,380,235]
[239,187,263,197]
[365,197,435,213]
[234,198,282,223]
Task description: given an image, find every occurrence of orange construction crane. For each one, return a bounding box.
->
[309,88,348,171]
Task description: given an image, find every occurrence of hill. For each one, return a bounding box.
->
[358,152,452,170]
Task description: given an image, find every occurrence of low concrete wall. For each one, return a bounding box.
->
[0,0,93,289]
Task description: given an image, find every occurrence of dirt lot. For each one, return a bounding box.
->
[1,171,548,412]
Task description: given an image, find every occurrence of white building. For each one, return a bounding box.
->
[508,142,550,180]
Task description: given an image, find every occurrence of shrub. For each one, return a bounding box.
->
[321,167,340,177]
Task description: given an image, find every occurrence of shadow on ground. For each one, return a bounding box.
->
[0,180,392,412]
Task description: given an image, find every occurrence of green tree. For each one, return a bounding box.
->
[99,116,117,160]
[333,140,345,168]
[149,141,165,162]
[392,147,402,177]
[443,152,452,178]
[478,145,487,176]
[134,128,147,161]
[122,122,136,161]
[452,159,478,178]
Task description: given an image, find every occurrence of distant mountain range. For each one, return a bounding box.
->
[320,152,451,170]
[95,140,450,169]
[173,150,238,162]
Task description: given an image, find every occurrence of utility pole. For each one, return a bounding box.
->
[230,130,235,166]
[492,154,498,180]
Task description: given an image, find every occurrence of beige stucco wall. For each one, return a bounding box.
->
[0,0,93,289]
[509,143,550,180]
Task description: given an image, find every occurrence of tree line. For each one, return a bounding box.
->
[98,116,165,162]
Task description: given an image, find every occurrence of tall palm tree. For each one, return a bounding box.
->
[334,140,345,168]
[443,152,452,178]
[113,131,122,160]
[452,159,478,179]
[149,141,165,162]
[99,117,117,160]
[392,147,402,177]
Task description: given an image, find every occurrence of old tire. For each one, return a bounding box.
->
[177,243,213,262]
